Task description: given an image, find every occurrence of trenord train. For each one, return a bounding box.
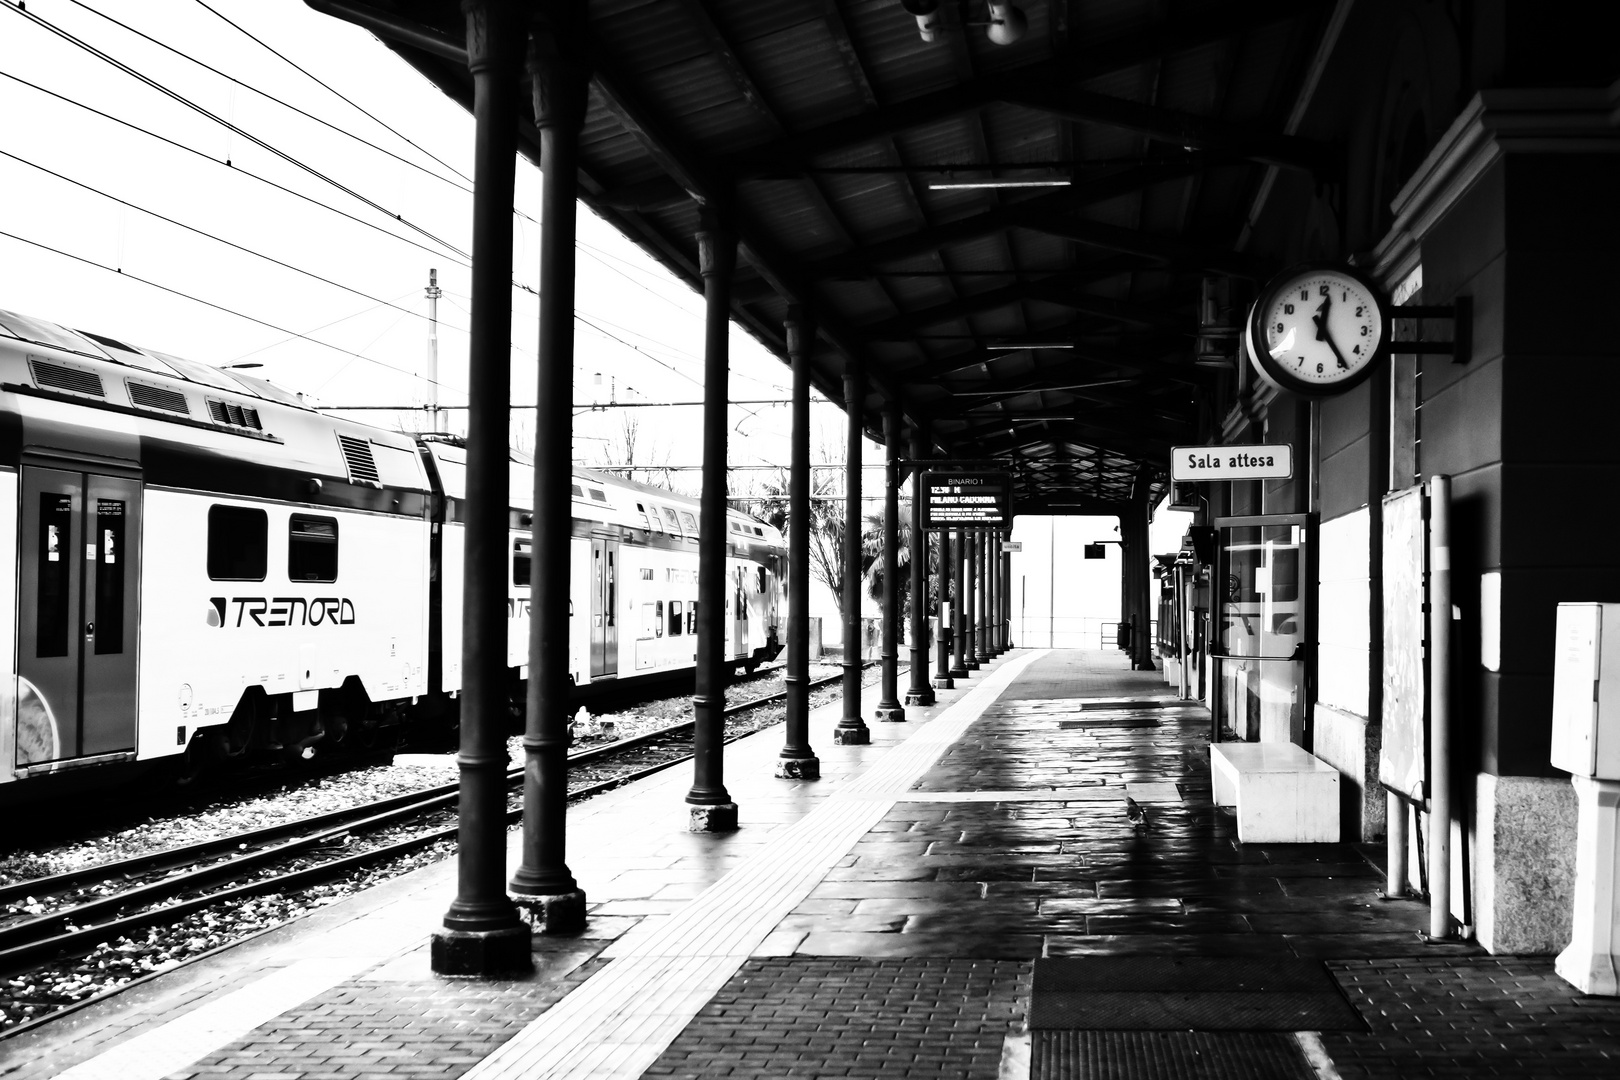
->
[0,308,784,801]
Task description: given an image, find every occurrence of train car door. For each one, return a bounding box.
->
[732,566,748,659]
[590,538,618,678]
[16,467,142,766]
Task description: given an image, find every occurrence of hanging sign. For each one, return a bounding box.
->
[1002,541,1022,553]
[1171,444,1293,483]
[921,471,1011,528]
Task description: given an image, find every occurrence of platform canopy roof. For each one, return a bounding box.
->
[309,0,1339,515]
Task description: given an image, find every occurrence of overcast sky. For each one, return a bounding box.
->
[0,0,862,494]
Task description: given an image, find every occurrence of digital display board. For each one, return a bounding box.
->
[921,471,1011,528]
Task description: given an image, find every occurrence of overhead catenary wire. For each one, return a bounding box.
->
[185,0,476,190]
[0,69,472,270]
[0,227,462,393]
[6,1,472,262]
[0,146,475,341]
[57,0,475,196]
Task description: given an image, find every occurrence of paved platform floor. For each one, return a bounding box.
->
[4,649,1618,1080]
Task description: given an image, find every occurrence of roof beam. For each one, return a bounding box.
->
[724,0,1327,172]
[902,339,1202,384]
[995,81,1333,176]
[806,162,1201,278]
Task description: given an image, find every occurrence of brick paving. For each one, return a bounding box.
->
[644,958,1028,1080]
[11,650,1620,1080]
[1323,956,1620,1078]
[166,960,605,1080]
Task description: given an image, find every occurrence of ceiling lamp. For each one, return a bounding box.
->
[899,1,1027,47]
[900,0,942,42]
[985,2,1027,45]
[928,178,1071,190]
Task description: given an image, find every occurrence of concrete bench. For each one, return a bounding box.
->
[1210,742,1340,843]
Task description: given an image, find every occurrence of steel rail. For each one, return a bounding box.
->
[0,668,851,975]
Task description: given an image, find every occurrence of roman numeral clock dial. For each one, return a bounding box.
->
[1243,264,1390,397]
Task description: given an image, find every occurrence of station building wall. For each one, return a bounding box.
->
[1214,1,1620,955]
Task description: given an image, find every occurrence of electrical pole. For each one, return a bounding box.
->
[425,268,442,433]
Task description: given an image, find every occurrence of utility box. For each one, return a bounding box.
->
[1551,603,1620,780]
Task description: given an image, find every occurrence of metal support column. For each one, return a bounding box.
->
[906,424,935,706]
[976,529,989,662]
[997,534,1010,647]
[835,361,871,744]
[963,529,979,671]
[431,0,531,977]
[687,207,739,831]
[934,525,954,690]
[777,307,820,779]
[978,531,991,660]
[874,404,905,722]
[508,17,588,932]
[949,527,969,680]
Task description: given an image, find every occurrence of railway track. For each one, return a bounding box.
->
[0,668,848,986]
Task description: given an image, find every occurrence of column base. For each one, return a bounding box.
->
[775,755,821,780]
[688,801,739,832]
[933,675,954,690]
[833,722,871,745]
[1555,775,1620,995]
[430,924,533,977]
[964,660,980,671]
[515,889,587,935]
[948,666,969,680]
[873,704,906,722]
[905,688,936,706]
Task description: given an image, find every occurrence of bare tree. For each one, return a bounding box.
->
[592,412,680,491]
[742,440,880,619]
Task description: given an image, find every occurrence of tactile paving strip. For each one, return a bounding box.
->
[1031,1031,1314,1080]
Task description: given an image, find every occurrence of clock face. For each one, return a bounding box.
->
[1247,266,1387,397]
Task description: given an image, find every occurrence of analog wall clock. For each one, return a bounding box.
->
[1244,264,1390,397]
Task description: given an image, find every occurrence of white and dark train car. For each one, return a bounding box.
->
[0,308,783,801]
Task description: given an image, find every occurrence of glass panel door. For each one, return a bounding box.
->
[1213,514,1313,745]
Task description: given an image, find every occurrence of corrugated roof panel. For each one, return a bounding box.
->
[740,181,849,257]
[636,56,778,144]
[591,0,710,69]
[740,22,871,130]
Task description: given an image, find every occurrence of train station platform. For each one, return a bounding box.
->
[8,650,1620,1080]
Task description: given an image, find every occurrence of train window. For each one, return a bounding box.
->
[288,515,338,582]
[643,503,663,532]
[730,521,741,532]
[661,506,681,532]
[687,601,698,635]
[94,498,128,654]
[208,505,268,581]
[680,511,697,533]
[655,600,664,637]
[589,488,608,503]
[669,600,683,636]
[512,538,531,587]
[758,567,767,593]
[571,484,584,498]
[36,493,73,658]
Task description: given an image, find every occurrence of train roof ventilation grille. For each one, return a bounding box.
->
[337,434,381,485]
[127,381,190,415]
[30,358,105,398]
[206,398,263,430]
